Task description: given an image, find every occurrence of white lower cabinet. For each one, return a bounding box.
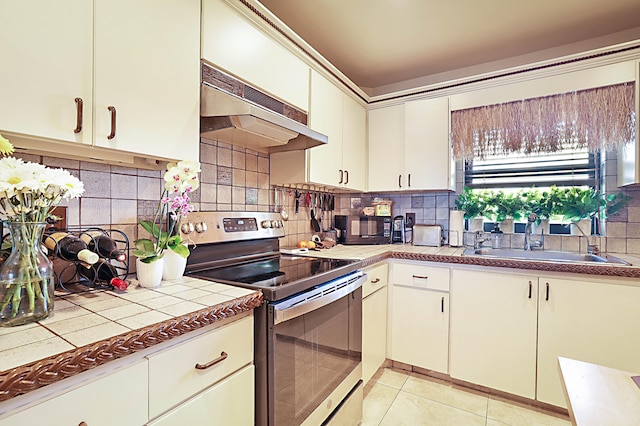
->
[537,277,640,407]
[148,365,254,426]
[362,262,389,384]
[0,360,148,426]
[450,269,538,399]
[147,314,254,421]
[389,261,450,374]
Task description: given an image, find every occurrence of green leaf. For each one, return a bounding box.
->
[170,244,190,258]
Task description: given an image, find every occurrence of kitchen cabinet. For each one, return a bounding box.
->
[618,60,640,186]
[148,365,254,426]
[270,71,366,191]
[0,360,148,426]
[389,261,449,374]
[0,0,200,164]
[147,314,254,420]
[201,0,309,111]
[362,262,389,384]
[537,277,640,407]
[450,269,537,399]
[368,97,453,191]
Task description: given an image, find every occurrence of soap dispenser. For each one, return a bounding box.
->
[490,223,503,249]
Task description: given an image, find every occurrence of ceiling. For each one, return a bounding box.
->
[257,0,640,97]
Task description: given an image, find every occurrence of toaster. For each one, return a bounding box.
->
[413,224,443,246]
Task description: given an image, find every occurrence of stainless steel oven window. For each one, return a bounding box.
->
[270,279,363,425]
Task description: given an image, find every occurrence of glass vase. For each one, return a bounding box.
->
[0,221,55,326]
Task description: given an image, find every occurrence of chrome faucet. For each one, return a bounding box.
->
[570,221,599,254]
[474,231,489,249]
[524,213,544,251]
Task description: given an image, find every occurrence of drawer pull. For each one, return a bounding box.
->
[441,296,444,313]
[528,280,532,299]
[107,105,116,139]
[371,278,380,284]
[195,351,228,370]
[412,275,428,279]
[74,97,83,133]
[545,282,550,301]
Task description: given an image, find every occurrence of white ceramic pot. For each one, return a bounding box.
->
[162,249,187,281]
[499,218,515,233]
[469,217,484,232]
[136,257,164,288]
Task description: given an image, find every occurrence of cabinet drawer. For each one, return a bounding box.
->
[149,365,254,426]
[0,360,148,426]
[148,315,253,419]
[363,262,389,298]
[392,262,450,291]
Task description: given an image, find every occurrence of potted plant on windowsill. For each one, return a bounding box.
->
[523,187,562,234]
[455,187,491,232]
[558,187,601,236]
[489,190,525,233]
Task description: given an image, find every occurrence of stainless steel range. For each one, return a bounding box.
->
[182,211,364,426]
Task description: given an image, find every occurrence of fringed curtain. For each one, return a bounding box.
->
[451,82,636,161]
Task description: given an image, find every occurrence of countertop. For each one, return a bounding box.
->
[0,276,262,403]
[559,357,640,425]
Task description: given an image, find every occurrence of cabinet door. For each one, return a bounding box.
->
[341,94,366,191]
[404,97,453,190]
[363,286,388,384]
[0,0,93,144]
[368,105,405,191]
[450,269,537,398]
[308,70,344,187]
[0,360,148,426]
[94,0,200,161]
[149,365,254,426]
[390,286,449,373]
[537,277,640,407]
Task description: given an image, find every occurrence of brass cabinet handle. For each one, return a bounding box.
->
[344,170,349,185]
[412,275,428,279]
[338,169,344,184]
[107,106,116,139]
[195,351,228,370]
[371,278,380,284]
[74,97,83,133]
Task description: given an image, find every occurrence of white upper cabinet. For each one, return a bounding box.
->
[0,0,93,145]
[368,97,453,191]
[201,0,309,112]
[368,104,405,191]
[270,71,366,191]
[0,0,200,163]
[93,0,200,162]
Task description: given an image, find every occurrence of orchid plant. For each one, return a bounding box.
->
[133,160,200,263]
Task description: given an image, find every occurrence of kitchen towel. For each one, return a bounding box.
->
[449,210,465,247]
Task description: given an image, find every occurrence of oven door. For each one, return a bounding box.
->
[268,272,364,426]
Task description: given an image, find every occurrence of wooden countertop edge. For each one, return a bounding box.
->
[375,251,640,279]
[0,291,263,402]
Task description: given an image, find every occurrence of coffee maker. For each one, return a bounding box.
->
[392,215,405,243]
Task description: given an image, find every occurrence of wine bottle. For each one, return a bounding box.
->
[76,260,128,291]
[80,231,127,262]
[43,231,99,264]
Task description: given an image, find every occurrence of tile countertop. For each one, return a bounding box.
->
[306,243,640,278]
[0,276,262,402]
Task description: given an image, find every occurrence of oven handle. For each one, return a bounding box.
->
[272,272,366,325]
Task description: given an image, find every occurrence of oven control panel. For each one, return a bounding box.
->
[179,211,285,245]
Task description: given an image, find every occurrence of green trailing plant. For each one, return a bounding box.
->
[490,190,525,222]
[455,187,492,220]
[604,191,632,217]
[523,186,563,223]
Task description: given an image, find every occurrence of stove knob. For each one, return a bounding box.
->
[194,221,208,233]
[181,222,194,234]
[261,220,272,229]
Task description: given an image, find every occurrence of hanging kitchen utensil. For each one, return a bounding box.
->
[294,190,299,215]
[311,194,321,232]
[280,188,289,221]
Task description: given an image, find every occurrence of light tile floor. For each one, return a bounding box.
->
[363,368,572,426]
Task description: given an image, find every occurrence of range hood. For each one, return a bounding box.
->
[200,83,328,153]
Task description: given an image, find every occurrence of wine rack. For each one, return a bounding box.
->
[46,227,131,293]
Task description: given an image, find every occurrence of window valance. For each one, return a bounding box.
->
[451,82,636,161]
